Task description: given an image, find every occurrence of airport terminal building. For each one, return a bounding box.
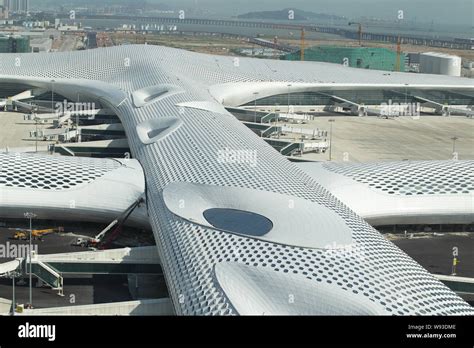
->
[0,45,473,315]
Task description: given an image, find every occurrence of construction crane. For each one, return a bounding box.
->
[300,28,305,61]
[348,22,363,46]
[395,35,402,72]
[13,227,64,241]
[72,195,144,249]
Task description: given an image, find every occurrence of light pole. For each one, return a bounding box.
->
[33,106,39,153]
[51,79,56,120]
[12,272,15,316]
[24,212,36,308]
[34,115,38,153]
[451,136,458,158]
[287,83,292,114]
[274,105,280,139]
[253,92,259,123]
[404,83,409,114]
[76,93,81,142]
[328,119,335,161]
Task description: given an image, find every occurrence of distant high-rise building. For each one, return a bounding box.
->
[22,0,29,12]
[0,6,8,19]
[4,0,29,13]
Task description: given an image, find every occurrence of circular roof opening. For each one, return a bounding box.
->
[203,208,273,236]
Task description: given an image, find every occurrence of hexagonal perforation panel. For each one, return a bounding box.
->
[0,153,121,190]
[323,161,474,196]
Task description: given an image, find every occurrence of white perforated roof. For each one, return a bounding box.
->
[323,160,474,196]
[0,45,472,315]
[0,153,121,190]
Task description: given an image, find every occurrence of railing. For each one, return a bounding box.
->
[54,145,76,156]
[264,139,303,156]
[261,113,279,124]
[30,260,63,290]
[280,142,304,156]
[435,274,474,294]
[261,126,281,138]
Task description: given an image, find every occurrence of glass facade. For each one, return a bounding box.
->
[203,208,273,236]
[243,89,474,107]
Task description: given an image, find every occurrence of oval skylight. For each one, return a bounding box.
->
[162,182,353,249]
[203,208,273,236]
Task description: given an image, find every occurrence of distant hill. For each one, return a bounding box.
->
[238,8,346,21]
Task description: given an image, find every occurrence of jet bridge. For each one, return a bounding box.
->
[0,247,161,295]
[412,95,474,117]
[413,95,450,115]
[1,88,47,110]
[317,92,368,116]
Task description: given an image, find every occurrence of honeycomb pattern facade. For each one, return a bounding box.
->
[0,153,121,190]
[0,46,472,315]
[323,161,474,196]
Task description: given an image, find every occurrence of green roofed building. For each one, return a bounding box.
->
[282,46,405,72]
[0,35,30,53]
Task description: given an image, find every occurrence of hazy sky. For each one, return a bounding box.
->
[36,0,473,27]
[157,0,473,26]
